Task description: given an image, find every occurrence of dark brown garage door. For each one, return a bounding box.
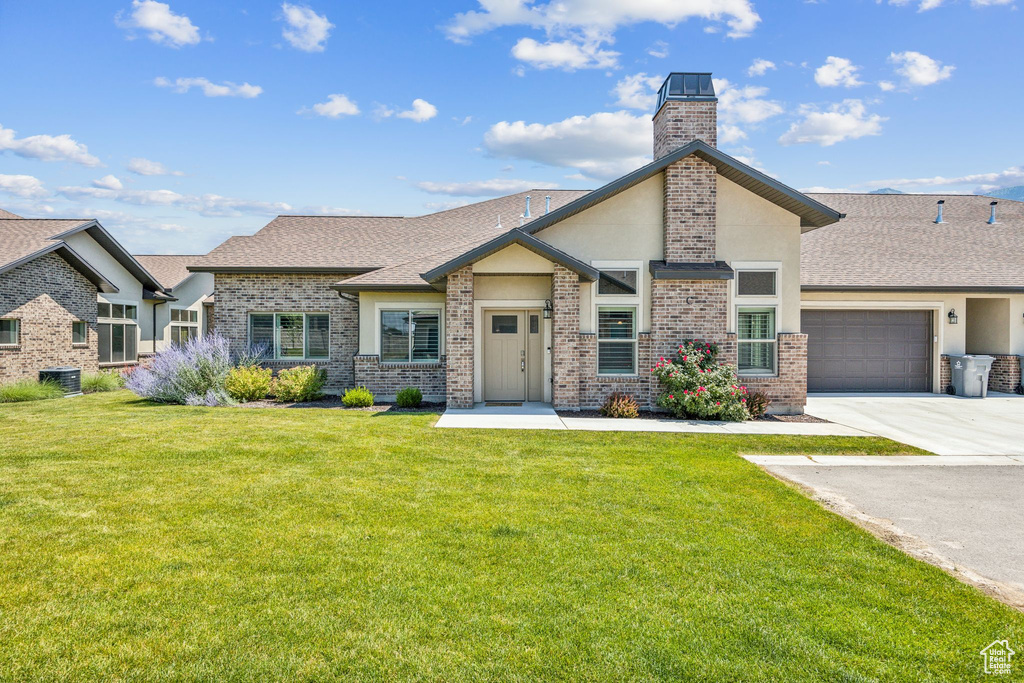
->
[803,310,932,392]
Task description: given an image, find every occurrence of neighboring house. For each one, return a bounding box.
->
[0,214,171,382]
[801,193,1024,394]
[192,72,843,413]
[134,255,215,350]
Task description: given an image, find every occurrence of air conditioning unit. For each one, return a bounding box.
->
[39,367,82,395]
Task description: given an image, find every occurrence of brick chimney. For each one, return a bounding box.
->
[653,72,717,158]
[654,72,718,263]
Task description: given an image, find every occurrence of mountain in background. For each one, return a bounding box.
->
[868,188,905,194]
[986,186,1024,201]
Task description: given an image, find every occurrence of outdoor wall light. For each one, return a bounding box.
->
[947,308,958,325]
[543,299,553,319]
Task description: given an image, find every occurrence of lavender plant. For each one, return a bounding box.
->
[126,332,235,405]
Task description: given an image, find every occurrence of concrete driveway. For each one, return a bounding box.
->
[805,393,1024,455]
[759,460,1024,605]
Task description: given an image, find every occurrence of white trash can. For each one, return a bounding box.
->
[947,354,994,397]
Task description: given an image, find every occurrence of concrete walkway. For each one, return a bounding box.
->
[435,403,872,435]
[746,454,1024,467]
[805,393,1024,456]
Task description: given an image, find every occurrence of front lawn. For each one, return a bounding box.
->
[0,392,1017,681]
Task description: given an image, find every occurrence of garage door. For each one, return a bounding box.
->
[803,310,932,392]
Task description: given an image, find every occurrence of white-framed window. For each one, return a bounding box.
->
[249,313,329,360]
[380,309,441,363]
[593,260,643,376]
[0,318,19,346]
[72,321,88,346]
[597,306,637,375]
[170,308,199,346]
[98,302,138,364]
[737,307,776,374]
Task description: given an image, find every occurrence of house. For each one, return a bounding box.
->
[191,72,842,413]
[133,255,215,350]
[801,193,1024,394]
[0,213,172,382]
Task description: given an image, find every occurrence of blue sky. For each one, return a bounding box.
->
[1,0,1022,254]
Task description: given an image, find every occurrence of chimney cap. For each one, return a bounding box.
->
[990,200,998,205]
[656,72,716,112]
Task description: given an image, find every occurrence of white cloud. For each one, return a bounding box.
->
[396,99,438,122]
[867,166,1024,192]
[115,0,200,48]
[413,178,552,197]
[424,200,472,211]
[971,0,1014,5]
[300,94,360,118]
[59,185,186,207]
[127,157,184,176]
[511,37,618,70]
[154,76,262,98]
[92,175,124,190]
[814,56,864,87]
[483,110,650,180]
[717,79,784,125]
[445,0,761,43]
[0,124,101,167]
[747,58,776,77]
[888,0,1011,9]
[647,40,669,58]
[280,3,333,52]
[889,51,954,86]
[879,80,896,91]
[612,72,663,110]
[799,185,853,193]
[0,174,48,198]
[718,124,747,145]
[779,99,886,146]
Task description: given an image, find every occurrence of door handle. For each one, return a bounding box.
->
[521,359,525,372]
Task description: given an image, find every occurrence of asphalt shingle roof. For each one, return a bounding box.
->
[0,219,94,270]
[134,254,204,290]
[0,208,23,219]
[802,193,1024,290]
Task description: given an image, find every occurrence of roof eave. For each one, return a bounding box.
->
[802,284,1024,293]
[422,229,600,283]
[331,282,437,293]
[0,241,119,293]
[188,265,378,274]
[50,220,166,292]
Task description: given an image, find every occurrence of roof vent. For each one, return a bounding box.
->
[934,200,945,224]
[495,214,502,229]
[988,201,998,225]
[656,72,716,112]
[524,195,531,218]
[545,196,551,215]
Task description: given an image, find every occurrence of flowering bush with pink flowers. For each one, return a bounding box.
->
[650,339,749,421]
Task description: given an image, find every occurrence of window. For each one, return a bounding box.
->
[248,313,329,360]
[737,271,776,297]
[0,319,19,346]
[98,323,138,364]
[98,302,137,320]
[597,306,637,375]
[491,315,518,334]
[170,308,199,347]
[380,309,440,363]
[597,269,639,296]
[72,321,87,345]
[737,307,776,374]
[529,314,539,334]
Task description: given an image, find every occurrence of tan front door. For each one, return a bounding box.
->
[484,310,526,401]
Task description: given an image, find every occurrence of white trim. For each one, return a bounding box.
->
[473,299,551,404]
[373,301,445,363]
[595,304,639,377]
[592,260,642,377]
[736,305,778,377]
[0,317,19,347]
[730,261,782,377]
[248,312,331,362]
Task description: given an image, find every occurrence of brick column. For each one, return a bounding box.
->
[988,354,1022,393]
[445,266,474,408]
[663,156,717,263]
[551,265,579,410]
[739,333,808,415]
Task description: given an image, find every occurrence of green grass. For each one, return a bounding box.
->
[0,378,64,403]
[80,370,123,393]
[0,392,1017,681]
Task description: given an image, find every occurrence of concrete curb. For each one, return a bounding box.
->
[744,455,1024,467]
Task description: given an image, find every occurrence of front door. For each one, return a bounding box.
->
[484,310,526,401]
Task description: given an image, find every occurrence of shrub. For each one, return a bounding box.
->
[395,386,422,408]
[125,332,234,406]
[81,371,123,393]
[341,386,374,408]
[225,365,273,402]
[599,392,640,419]
[0,379,64,403]
[273,366,327,403]
[233,342,270,368]
[651,339,749,422]
[745,390,771,419]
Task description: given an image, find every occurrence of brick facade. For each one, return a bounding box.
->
[354,354,446,402]
[735,333,808,414]
[445,266,474,408]
[988,354,1021,394]
[212,272,357,392]
[662,157,717,263]
[578,332,653,409]
[0,252,98,382]
[940,355,951,393]
[653,99,717,158]
[551,265,580,410]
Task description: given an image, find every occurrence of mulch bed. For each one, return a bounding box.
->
[556,409,829,423]
[236,397,445,413]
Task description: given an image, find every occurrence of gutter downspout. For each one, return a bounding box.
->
[153,299,166,354]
